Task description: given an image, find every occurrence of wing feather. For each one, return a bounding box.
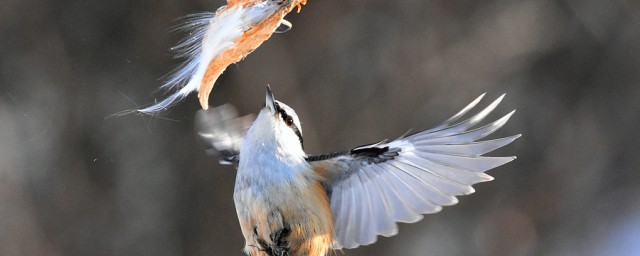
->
[402,155,494,185]
[425,93,485,132]
[411,110,516,144]
[385,164,449,210]
[310,94,520,249]
[415,153,515,173]
[356,172,375,245]
[370,166,422,224]
[395,160,475,195]
[413,135,520,157]
[330,185,346,244]
[343,180,359,247]
[363,172,395,240]
[387,162,459,206]
[194,104,254,165]
[418,94,504,139]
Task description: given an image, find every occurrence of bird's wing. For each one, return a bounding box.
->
[195,104,254,166]
[306,94,520,249]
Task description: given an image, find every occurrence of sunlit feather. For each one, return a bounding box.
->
[140,0,308,114]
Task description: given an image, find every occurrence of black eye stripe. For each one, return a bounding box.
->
[278,110,291,125]
[274,102,303,147]
[294,129,303,148]
[275,103,293,127]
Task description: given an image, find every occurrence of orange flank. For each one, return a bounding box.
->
[304,181,334,256]
[237,179,333,256]
[197,0,308,109]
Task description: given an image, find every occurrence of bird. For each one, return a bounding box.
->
[139,0,307,114]
[195,86,520,256]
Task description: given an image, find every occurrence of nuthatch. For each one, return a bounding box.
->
[196,86,520,256]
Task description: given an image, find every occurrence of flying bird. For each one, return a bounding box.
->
[139,0,307,114]
[195,86,520,256]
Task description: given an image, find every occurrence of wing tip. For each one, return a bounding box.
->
[382,225,400,238]
[503,109,517,120]
[465,187,476,195]
[485,94,506,111]
[442,197,459,206]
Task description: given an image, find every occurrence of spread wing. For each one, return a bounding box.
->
[306,94,520,249]
[195,104,254,165]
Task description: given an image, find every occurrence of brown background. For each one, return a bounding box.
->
[1,0,640,255]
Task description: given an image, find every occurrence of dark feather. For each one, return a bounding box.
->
[254,226,291,256]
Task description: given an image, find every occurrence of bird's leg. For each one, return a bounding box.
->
[270,227,291,256]
[252,226,292,256]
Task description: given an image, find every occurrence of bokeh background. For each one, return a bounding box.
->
[2,0,640,255]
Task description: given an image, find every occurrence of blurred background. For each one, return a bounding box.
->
[1,0,640,255]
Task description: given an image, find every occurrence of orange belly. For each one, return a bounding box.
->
[236,181,334,256]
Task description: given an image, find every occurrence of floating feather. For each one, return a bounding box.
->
[139,0,307,114]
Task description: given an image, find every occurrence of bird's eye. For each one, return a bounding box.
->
[285,117,294,126]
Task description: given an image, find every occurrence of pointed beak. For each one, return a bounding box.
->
[265,85,277,114]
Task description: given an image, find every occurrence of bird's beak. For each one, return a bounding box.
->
[265,85,277,114]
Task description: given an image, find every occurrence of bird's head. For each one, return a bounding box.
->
[245,86,304,157]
